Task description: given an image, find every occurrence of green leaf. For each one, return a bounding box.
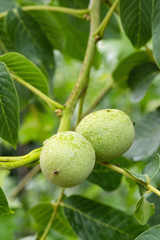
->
[101,3,121,40]
[152,0,160,68]
[135,225,160,240]
[30,203,76,237]
[37,0,91,62]
[0,17,13,54]
[126,178,137,188]
[50,12,88,61]
[0,187,13,215]
[138,184,148,196]
[124,169,148,183]
[128,63,159,102]
[134,196,155,225]
[37,231,76,240]
[112,51,151,84]
[5,8,54,81]
[147,190,160,226]
[142,153,160,180]
[0,62,19,147]
[63,195,148,240]
[87,163,122,191]
[0,52,49,96]
[27,10,65,51]
[0,0,15,12]
[125,110,160,161]
[61,0,121,41]
[120,0,152,48]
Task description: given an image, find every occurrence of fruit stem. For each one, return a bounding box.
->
[93,0,119,40]
[40,188,65,240]
[0,148,41,170]
[101,162,160,197]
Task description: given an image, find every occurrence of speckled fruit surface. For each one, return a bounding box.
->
[40,131,95,188]
[76,109,135,162]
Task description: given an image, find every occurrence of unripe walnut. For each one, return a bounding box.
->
[76,109,135,162]
[40,131,95,188]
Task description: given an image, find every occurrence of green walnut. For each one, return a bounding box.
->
[40,131,95,188]
[76,109,135,162]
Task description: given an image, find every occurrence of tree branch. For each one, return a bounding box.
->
[94,0,119,40]
[58,0,101,132]
[76,82,89,125]
[0,148,41,170]
[100,162,160,197]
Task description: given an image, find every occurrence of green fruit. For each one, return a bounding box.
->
[40,131,95,188]
[76,109,135,162]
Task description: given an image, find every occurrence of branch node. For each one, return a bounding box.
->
[83,13,90,21]
[94,34,101,43]
[55,109,63,118]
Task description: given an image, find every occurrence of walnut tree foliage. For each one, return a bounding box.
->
[0,0,160,239]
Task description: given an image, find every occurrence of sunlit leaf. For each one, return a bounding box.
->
[0,52,49,96]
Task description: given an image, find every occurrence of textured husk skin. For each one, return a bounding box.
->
[76,109,135,162]
[40,131,95,188]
